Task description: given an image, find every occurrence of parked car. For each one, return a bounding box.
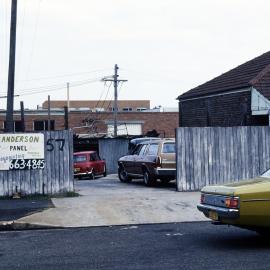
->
[118,138,176,186]
[74,151,106,179]
[128,137,161,154]
[197,169,270,235]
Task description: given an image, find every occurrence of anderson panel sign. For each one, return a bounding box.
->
[0,134,45,170]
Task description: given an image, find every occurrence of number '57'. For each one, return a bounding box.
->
[46,139,65,152]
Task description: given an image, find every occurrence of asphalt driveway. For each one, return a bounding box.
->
[0,199,53,222]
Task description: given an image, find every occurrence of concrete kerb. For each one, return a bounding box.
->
[0,220,210,231]
[0,220,62,231]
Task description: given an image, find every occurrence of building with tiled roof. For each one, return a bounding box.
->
[177,51,270,127]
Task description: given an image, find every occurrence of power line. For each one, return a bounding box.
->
[12,68,111,83]
[0,76,103,95]
[16,0,27,83]
[24,0,42,83]
[17,78,102,97]
[83,81,113,124]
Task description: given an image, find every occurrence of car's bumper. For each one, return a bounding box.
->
[155,168,176,177]
[197,203,239,219]
[74,168,93,177]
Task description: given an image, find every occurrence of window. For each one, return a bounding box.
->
[136,107,147,112]
[90,152,101,161]
[74,155,87,163]
[162,143,175,154]
[132,144,142,155]
[4,121,24,132]
[107,123,142,136]
[147,144,159,156]
[14,121,23,132]
[139,145,148,156]
[33,120,55,131]
[122,107,133,112]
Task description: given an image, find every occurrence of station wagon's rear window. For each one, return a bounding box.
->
[74,155,87,162]
[162,143,175,153]
[147,144,159,155]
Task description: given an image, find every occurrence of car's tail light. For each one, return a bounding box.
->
[200,193,205,204]
[155,156,162,167]
[225,197,239,209]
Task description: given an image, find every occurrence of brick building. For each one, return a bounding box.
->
[0,106,178,138]
[42,100,150,112]
[177,51,270,127]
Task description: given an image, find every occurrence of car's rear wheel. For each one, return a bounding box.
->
[143,170,156,186]
[118,167,132,183]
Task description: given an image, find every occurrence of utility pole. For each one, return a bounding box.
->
[67,82,70,111]
[102,64,127,137]
[64,106,68,130]
[20,101,25,132]
[47,95,51,132]
[6,0,18,132]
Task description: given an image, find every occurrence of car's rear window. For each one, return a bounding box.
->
[147,144,159,156]
[162,143,175,153]
[74,155,87,162]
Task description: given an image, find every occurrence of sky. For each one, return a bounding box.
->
[0,0,270,110]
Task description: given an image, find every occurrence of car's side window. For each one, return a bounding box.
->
[133,144,142,155]
[139,144,148,156]
[146,144,159,156]
[90,154,95,161]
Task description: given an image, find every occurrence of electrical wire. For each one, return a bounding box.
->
[86,80,109,111]
[13,68,111,83]
[83,81,113,123]
[118,81,124,96]
[24,0,42,83]
[0,76,103,96]
[16,0,27,83]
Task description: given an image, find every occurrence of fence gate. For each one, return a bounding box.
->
[99,138,129,174]
[0,130,74,196]
[176,127,270,191]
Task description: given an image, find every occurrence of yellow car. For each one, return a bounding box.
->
[197,169,270,235]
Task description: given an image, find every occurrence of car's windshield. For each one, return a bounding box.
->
[260,168,270,178]
[74,155,87,163]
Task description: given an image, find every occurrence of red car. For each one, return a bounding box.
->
[74,151,106,179]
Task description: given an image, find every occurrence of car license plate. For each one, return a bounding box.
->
[74,168,80,173]
[209,211,218,221]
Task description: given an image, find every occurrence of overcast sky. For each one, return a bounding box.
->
[0,0,270,110]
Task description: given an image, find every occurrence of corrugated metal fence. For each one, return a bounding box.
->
[0,130,74,196]
[176,127,270,191]
[99,138,129,174]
